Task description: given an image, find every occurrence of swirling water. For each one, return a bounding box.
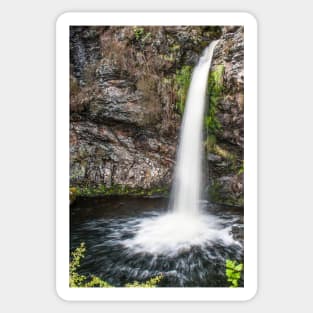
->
[70,42,244,287]
[71,197,243,287]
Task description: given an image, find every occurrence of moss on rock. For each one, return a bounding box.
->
[208,178,243,207]
[205,64,224,134]
[174,65,192,114]
[72,184,170,198]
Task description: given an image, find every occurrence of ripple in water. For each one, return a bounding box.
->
[70,42,243,287]
[71,204,243,287]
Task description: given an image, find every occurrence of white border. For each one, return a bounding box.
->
[56,12,257,301]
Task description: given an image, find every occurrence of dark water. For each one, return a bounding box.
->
[70,197,244,287]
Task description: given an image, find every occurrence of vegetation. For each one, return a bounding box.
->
[69,187,77,203]
[225,259,243,287]
[124,276,163,288]
[238,161,244,175]
[208,180,223,204]
[211,144,237,170]
[71,184,169,198]
[175,65,192,114]
[209,180,243,207]
[206,65,224,133]
[133,27,152,46]
[70,243,162,288]
[133,27,145,41]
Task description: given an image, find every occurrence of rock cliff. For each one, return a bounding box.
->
[69,26,244,205]
[207,26,244,206]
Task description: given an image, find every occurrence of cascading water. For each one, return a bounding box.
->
[170,40,219,215]
[122,41,237,255]
[71,41,243,287]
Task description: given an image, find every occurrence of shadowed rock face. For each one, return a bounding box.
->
[208,27,244,206]
[69,26,244,205]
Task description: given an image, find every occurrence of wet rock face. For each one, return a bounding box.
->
[70,25,243,203]
[212,27,244,147]
[70,26,221,192]
[70,27,102,84]
[70,121,176,189]
[208,27,244,206]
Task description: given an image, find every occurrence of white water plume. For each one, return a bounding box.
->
[170,40,219,215]
[123,212,236,256]
[123,41,238,255]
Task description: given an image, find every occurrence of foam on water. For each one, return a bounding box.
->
[71,200,243,286]
[123,41,223,255]
[123,212,237,256]
[71,42,243,285]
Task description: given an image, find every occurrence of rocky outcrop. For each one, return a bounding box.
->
[70,120,176,190]
[70,26,244,205]
[207,27,244,206]
[70,26,221,194]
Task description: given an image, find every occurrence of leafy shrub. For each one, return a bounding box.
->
[70,243,162,288]
[69,242,88,287]
[225,259,243,287]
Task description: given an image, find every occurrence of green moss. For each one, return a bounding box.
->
[69,187,77,203]
[133,27,151,46]
[208,180,243,207]
[124,275,163,287]
[208,181,223,203]
[170,44,180,52]
[238,161,244,175]
[212,144,236,163]
[174,65,192,114]
[205,134,216,150]
[133,26,145,41]
[205,64,224,133]
[72,184,170,198]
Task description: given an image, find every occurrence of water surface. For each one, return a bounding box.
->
[70,197,244,287]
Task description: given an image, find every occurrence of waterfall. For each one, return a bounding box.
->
[123,41,237,256]
[170,40,219,215]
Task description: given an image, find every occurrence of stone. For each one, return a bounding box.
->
[70,26,243,201]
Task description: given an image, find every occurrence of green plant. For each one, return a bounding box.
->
[225,259,243,287]
[72,184,169,198]
[175,65,192,114]
[206,65,224,133]
[124,275,163,288]
[70,243,163,288]
[133,27,152,44]
[133,27,145,41]
[142,31,152,43]
[70,242,88,287]
[69,187,77,203]
[238,161,244,175]
[205,134,216,150]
